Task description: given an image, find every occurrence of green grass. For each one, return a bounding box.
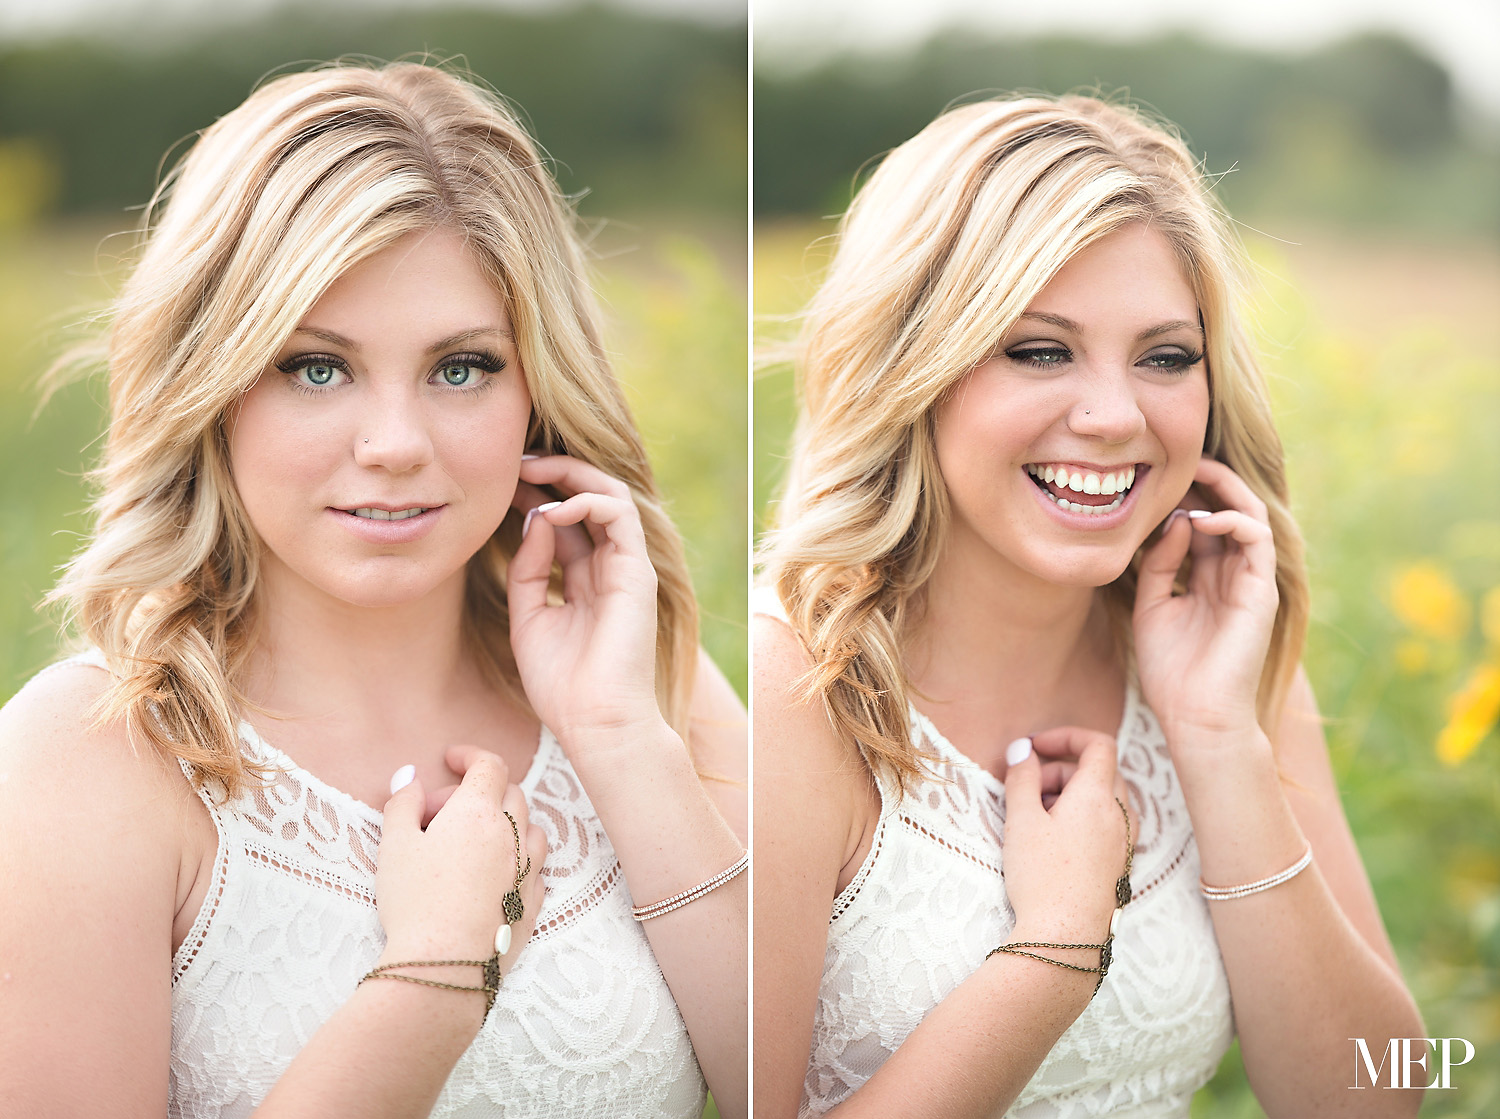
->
[756,220,1500,1117]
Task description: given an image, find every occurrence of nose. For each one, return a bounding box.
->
[1066,366,1147,444]
[353,382,434,473]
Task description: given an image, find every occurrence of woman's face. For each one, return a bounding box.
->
[934,223,1210,589]
[229,227,532,611]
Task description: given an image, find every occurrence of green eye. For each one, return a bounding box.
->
[304,363,337,385]
[440,364,474,386]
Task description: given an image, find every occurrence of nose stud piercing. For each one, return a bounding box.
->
[364,438,369,443]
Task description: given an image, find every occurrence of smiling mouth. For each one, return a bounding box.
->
[344,507,432,521]
[1024,463,1143,516]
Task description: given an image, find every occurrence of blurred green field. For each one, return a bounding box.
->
[0,214,747,705]
[756,219,1500,1117]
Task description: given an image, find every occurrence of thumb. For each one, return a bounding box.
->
[1135,510,1192,617]
[382,765,425,832]
[1002,737,1042,817]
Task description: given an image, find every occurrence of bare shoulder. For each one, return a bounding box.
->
[755,612,851,768]
[0,660,190,1110]
[688,646,748,842]
[1,659,189,809]
[1273,664,1402,970]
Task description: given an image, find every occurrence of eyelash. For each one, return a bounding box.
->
[1003,345,1204,373]
[274,350,507,395]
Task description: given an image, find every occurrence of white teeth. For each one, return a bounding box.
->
[1040,488,1125,516]
[352,507,427,521]
[1024,463,1139,512]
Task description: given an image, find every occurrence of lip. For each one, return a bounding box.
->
[1025,464,1151,531]
[328,504,445,544]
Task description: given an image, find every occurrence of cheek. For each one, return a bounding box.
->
[226,386,338,526]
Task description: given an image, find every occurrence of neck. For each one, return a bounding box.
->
[243,556,476,727]
[907,526,1121,760]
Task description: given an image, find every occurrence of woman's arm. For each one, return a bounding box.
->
[507,455,748,1118]
[0,666,545,1119]
[1133,459,1424,1117]
[566,648,749,1119]
[1173,671,1423,1117]
[753,616,1131,1119]
[0,666,180,1118]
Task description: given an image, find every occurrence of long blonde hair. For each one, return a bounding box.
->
[759,95,1308,790]
[51,61,698,796]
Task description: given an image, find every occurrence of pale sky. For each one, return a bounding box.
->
[755,0,1500,119]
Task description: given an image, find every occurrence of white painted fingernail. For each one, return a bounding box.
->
[1187,509,1212,520]
[521,453,539,460]
[1005,737,1033,765]
[390,764,416,795]
[537,501,562,512]
[522,508,538,538]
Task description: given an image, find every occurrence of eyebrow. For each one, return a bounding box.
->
[291,325,513,353]
[1016,312,1203,341]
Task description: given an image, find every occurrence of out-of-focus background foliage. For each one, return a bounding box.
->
[755,14,1499,1119]
[0,0,748,721]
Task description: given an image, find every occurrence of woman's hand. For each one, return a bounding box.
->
[1133,457,1279,742]
[507,454,663,743]
[1002,727,1134,945]
[375,745,548,974]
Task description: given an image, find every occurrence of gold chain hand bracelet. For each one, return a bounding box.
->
[989,796,1134,997]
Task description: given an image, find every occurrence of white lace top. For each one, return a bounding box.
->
[755,601,1234,1119]
[62,651,706,1119]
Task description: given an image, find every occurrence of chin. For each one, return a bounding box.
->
[312,562,467,611]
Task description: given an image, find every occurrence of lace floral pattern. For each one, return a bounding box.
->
[62,646,704,1119]
[801,690,1234,1119]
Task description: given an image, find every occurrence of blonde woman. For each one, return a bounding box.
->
[754,96,1421,1118]
[0,63,746,1118]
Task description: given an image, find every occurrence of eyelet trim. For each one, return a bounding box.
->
[244,842,377,908]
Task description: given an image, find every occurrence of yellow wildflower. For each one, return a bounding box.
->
[1390,562,1469,643]
[1436,663,1500,766]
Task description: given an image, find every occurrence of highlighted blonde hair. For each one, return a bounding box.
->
[759,95,1308,789]
[51,61,698,796]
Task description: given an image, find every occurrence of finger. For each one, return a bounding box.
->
[1029,725,1114,764]
[509,495,557,619]
[1184,509,1276,582]
[382,770,425,833]
[512,480,594,567]
[538,492,649,563]
[1037,760,1078,799]
[518,454,632,503]
[421,783,460,829]
[1001,738,1043,822]
[1055,728,1117,788]
[500,782,529,833]
[1135,509,1192,611]
[1028,725,1108,762]
[1192,458,1269,524]
[1113,774,1139,839]
[445,745,511,798]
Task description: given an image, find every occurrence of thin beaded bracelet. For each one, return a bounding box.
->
[1200,846,1313,901]
[632,851,749,921]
